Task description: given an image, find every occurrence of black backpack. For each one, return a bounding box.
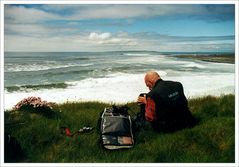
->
[99,105,134,150]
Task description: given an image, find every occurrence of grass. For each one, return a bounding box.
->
[4,94,235,163]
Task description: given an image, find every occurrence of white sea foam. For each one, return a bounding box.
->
[4,72,235,110]
[181,62,206,69]
[4,52,235,110]
[123,53,152,56]
[5,63,93,72]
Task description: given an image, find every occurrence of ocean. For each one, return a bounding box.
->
[4,51,235,110]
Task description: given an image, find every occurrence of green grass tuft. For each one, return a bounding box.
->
[4,95,235,163]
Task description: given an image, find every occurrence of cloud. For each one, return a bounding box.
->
[88,32,137,46]
[4,4,235,52]
[131,32,234,43]
[5,4,234,24]
[89,32,111,40]
[5,24,50,37]
[70,5,162,20]
[5,22,81,38]
[4,5,59,24]
[63,4,234,23]
[56,4,234,22]
[4,31,136,52]
[4,30,234,52]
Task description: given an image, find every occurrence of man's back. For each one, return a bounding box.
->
[148,79,195,132]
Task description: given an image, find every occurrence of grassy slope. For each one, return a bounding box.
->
[4,94,235,163]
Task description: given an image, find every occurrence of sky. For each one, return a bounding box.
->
[4,4,235,52]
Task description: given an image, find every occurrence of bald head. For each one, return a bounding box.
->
[144,71,161,90]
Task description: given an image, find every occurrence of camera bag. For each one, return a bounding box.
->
[100,106,134,150]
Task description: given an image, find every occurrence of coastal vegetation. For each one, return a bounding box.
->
[4,94,235,163]
[174,53,235,64]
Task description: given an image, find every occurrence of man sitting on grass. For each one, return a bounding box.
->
[137,71,195,132]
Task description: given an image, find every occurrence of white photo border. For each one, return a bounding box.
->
[0,0,238,167]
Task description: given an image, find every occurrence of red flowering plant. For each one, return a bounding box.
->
[13,96,60,118]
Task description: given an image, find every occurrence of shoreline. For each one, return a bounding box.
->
[4,72,235,111]
[174,54,235,64]
[4,52,235,110]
